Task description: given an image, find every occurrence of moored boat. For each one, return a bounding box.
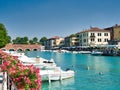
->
[6,51,75,82]
[91,50,103,56]
[39,67,75,82]
[79,51,91,54]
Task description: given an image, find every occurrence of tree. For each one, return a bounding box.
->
[7,36,11,43]
[0,23,10,48]
[69,34,76,38]
[23,36,28,43]
[39,37,47,45]
[29,40,34,44]
[12,36,29,44]
[32,37,38,44]
[22,36,29,44]
[12,37,21,44]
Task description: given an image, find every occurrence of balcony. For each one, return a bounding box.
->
[90,35,95,38]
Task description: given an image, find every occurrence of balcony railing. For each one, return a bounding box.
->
[90,35,95,38]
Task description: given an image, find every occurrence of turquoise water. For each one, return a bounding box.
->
[25,51,120,90]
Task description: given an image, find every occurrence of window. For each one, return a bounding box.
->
[104,38,108,42]
[98,33,101,36]
[83,33,84,36]
[98,38,101,42]
[91,38,94,42]
[77,35,79,37]
[91,33,95,36]
[84,39,86,42]
[104,33,108,36]
[80,40,82,43]
[83,33,87,37]
[80,35,82,38]
[86,33,88,36]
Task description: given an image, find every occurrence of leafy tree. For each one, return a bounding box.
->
[69,34,76,38]
[12,36,29,44]
[23,36,29,43]
[12,39,16,44]
[29,40,34,44]
[7,36,11,43]
[22,36,29,44]
[39,37,47,45]
[32,37,38,44]
[0,23,10,48]
[12,37,21,44]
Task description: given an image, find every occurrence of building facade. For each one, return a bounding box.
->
[45,36,64,50]
[104,24,120,41]
[77,27,110,46]
[64,36,79,47]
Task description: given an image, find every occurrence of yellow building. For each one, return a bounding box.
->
[45,36,64,50]
[105,24,120,41]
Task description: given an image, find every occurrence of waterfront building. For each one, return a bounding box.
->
[64,35,79,47]
[45,36,64,50]
[104,24,120,41]
[76,27,110,47]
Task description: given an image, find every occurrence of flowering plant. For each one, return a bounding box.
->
[0,50,41,90]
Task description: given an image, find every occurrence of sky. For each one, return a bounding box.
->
[0,0,120,39]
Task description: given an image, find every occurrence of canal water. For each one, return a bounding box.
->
[25,51,120,90]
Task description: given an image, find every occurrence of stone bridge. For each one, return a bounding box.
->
[1,44,42,51]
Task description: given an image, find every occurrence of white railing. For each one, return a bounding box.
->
[2,72,17,90]
[2,72,7,90]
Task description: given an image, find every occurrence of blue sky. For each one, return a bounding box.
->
[0,0,120,39]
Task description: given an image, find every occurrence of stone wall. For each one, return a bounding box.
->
[1,44,42,51]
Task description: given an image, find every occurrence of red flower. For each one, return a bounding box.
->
[0,51,41,90]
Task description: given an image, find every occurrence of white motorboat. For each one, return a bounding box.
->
[19,55,75,82]
[7,51,75,82]
[78,51,91,54]
[5,51,57,67]
[91,50,103,56]
[37,67,75,82]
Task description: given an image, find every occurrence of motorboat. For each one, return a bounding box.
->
[6,51,75,82]
[37,67,75,82]
[78,51,91,54]
[91,50,103,56]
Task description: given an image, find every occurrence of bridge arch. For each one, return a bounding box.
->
[25,48,31,51]
[1,48,6,51]
[17,48,23,52]
[9,48,15,51]
[33,49,38,51]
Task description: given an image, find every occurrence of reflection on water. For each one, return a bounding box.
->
[42,78,75,90]
[86,56,110,73]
